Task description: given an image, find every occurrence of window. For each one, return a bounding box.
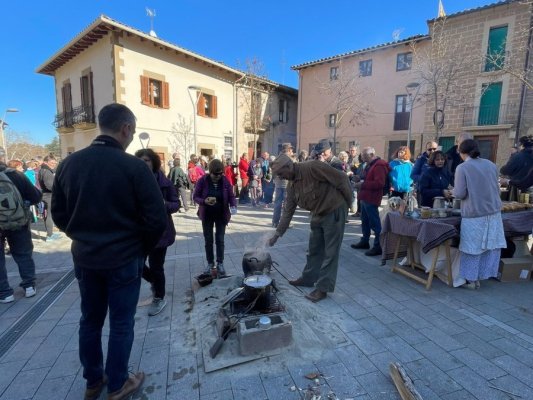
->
[61,81,73,127]
[393,95,410,130]
[328,113,337,128]
[330,67,339,80]
[140,75,169,108]
[197,93,218,118]
[478,82,502,125]
[80,72,95,122]
[224,136,233,147]
[224,149,233,160]
[485,25,508,72]
[474,135,499,162]
[359,59,372,77]
[279,99,288,123]
[396,52,412,71]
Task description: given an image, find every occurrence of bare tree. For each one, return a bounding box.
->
[237,57,273,158]
[6,131,46,160]
[411,17,481,140]
[315,60,373,153]
[168,114,194,159]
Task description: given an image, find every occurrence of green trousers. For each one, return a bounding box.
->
[300,204,347,292]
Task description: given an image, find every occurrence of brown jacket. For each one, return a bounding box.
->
[276,160,351,236]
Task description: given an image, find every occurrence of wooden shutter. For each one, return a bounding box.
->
[162,81,170,109]
[80,76,86,107]
[89,72,95,121]
[197,92,206,116]
[212,95,217,118]
[140,75,150,105]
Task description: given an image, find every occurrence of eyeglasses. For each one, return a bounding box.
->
[427,148,437,152]
[211,171,223,176]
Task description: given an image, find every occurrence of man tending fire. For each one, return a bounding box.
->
[268,154,352,302]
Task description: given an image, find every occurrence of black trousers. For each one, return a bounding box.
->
[202,217,226,264]
[142,246,167,299]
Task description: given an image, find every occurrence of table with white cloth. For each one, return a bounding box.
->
[380,210,533,290]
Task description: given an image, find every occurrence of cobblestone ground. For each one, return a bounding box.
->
[1,206,533,400]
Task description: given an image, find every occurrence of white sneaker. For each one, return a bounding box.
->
[0,294,15,303]
[25,287,36,298]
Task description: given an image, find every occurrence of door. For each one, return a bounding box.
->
[439,136,455,153]
[478,82,502,125]
[474,135,499,162]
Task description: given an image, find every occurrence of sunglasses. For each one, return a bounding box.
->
[427,148,438,151]
[211,171,223,176]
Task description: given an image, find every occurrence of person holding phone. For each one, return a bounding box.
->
[193,159,237,277]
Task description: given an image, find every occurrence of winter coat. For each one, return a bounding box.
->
[500,148,533,191]
[193,175,237,225]
[389,159,413,193]
[419,166,452,207]
[410,152,430,185]
[224,165,237,186]
[359,158,391,206]
[238,157,249,182]
[154,170,179,248]
[168,166,189,189]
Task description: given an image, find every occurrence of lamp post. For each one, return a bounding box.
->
[138,132,150,149]
[405,82,420,152]
[187,86,203,155]
[1,108,19,156]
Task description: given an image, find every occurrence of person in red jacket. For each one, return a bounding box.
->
[351,147,391,256]
[238,153,250,204]
[224,158,238,195]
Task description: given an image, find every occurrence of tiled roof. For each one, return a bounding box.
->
[291,35,430,70]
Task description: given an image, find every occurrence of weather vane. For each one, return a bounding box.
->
[146,7,157,37]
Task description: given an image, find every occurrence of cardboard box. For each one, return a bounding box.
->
[498,256,533,282]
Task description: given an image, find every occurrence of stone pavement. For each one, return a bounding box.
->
[1,206,533,400]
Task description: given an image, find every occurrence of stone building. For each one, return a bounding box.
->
[36,15,297,165]
[293,0,533,165]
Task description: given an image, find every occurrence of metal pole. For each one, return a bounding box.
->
[407,95,413,151]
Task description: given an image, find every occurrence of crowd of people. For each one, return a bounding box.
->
[0,101,532,399]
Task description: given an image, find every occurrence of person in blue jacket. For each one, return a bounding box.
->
[419,150,453,207]
[389,146,413,198]
[411,141,438,186]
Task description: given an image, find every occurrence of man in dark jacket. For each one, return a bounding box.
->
[351,147,391,256]
[0,150,42,303]
[52,104,167,400]
[411,141,438,185]
[444,132,473,184]
[500,135,533,192]
[268,155,351,302]
[38,154,60,241]
[312,138,344,171]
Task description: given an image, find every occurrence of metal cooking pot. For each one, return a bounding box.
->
[242,250,273,276]
[243,274,272,311]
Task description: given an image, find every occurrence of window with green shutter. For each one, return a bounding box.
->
[485,26,508,72]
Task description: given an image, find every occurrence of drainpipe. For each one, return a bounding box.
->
[515,4,533,145]
[296,70,303,151]
[233,73,246,162]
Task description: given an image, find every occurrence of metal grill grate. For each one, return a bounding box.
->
[0,269,76,359]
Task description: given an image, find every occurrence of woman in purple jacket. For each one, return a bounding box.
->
[194,159,237,277]
[135,149,179,316]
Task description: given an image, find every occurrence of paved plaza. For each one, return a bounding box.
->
[1,206,533,400]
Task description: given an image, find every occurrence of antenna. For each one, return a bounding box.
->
[146,7,157,37]
[392,28,404,41]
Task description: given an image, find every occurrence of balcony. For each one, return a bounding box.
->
[72,104,96,130]
[462,103,518,128]
[53,111,74,133]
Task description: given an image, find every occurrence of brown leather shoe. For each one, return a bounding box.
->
[107,371,145,400]
[288,277,314,287]
[305,289,327,303]
[85,376,107,400]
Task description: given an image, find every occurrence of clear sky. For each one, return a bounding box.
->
[2,0,494,145]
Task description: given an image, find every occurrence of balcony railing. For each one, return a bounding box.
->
[72,104,95,125]
[462,103,518,127]
[53,111,73,129]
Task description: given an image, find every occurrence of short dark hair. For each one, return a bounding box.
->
[43,153,56,162]
[134,148,161,172]
[173,159,181,167]
[458,139,480,159]
[519,135,533,148]
[428,150,446,166]
[208,159,224,174]
[98,103,136,134]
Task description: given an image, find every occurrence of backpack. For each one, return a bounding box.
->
[188,167,199,184]
[0,170,30,230]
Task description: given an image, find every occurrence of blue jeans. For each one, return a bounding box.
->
[0,224,36,298]
[272,187,286,226]
[360,201,382,249]
[75,257,143,393]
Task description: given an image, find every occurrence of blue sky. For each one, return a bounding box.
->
[2,0,493,145]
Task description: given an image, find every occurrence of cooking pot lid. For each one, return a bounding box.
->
[243,275,272,288]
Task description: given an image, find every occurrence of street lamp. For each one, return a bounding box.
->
[405,82,420,152]
[138,132,150,149]
[1,108,19,157]
[187,86,203,155]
